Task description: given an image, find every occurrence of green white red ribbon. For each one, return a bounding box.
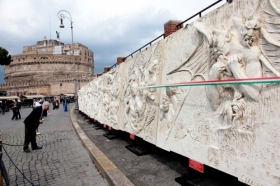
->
[137,77,280,89]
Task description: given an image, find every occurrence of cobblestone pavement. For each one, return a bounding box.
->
[0,104,108,186]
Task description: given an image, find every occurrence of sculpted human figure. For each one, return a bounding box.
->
[108,83,119,125]
[56,31,60,40]
[194,15,280,127]
[160,85,178,128]
[107,73,120,126]
[124,83,139,128]
[143,59,159,85]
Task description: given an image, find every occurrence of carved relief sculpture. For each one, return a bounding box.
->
[78,0,280,185]
[120,42,162,144]
[157,1,280,185]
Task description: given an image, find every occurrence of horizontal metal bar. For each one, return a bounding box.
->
[124,34,164,60]
[109,63,117,69]
[98,0,225,76]
[176,0,223,28]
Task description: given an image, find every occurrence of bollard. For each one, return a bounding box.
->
[64,103,68,112]
[0,138,3,186]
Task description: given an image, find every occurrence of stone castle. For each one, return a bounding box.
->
[0,37,95,96]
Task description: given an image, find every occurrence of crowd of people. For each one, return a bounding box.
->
[0,99,22,119]
[0,100,7,114]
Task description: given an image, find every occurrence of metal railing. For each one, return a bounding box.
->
[110,63,118,70]
[0,138,2,186]
[108,34,164,71]
[123,34,164,61]
[106,0,225,72]
[176,0,224,28]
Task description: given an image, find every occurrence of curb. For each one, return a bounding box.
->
[69,107,134,186]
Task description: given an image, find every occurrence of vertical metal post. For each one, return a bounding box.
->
[71,22,78,110]
[57,10,78,110]
[78,64,80,90]
[0,138,3,186]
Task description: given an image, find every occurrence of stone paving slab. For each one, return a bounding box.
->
[0,104,108,186]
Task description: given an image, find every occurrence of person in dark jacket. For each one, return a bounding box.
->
[15,99,21,119]
[11,101,18,120]
[1,100,6,115]
[23,101,50,153]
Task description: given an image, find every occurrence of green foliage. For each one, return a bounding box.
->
[0,47,11,66]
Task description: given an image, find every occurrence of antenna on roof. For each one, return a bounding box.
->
[49,14,52,39]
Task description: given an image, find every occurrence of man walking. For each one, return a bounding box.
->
[23,101,50,153]
[1,100,6,115]
[16,99,21,119]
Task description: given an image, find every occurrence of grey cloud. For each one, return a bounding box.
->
[0,2,174,81]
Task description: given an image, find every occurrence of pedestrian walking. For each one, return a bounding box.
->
[16,99,21,119]
[53,97,59,110]
[23,101,50,153]
[1,100,6,115]
[11,101,18,120]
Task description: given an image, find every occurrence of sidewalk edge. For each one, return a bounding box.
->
[70,107,134,186]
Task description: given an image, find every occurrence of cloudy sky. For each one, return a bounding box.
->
[0,0,225,84]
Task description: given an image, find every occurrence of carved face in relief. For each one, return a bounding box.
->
[241,18,262,48]
[212,29,232,60]
[148,59,159,72]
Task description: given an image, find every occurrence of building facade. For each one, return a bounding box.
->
[0,38,95,96]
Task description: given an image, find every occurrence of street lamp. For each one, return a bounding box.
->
[57,10,78,110]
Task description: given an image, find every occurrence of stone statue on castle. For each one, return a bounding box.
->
[56,31,60,41]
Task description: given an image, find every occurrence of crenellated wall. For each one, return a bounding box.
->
[78,0,280,185]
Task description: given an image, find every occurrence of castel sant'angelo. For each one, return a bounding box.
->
[0,37,94,96]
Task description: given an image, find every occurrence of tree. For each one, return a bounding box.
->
[0,47,11,66]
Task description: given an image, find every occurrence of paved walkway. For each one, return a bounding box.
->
[0,104,107,186]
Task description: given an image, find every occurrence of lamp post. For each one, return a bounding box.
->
[57,10,78,109]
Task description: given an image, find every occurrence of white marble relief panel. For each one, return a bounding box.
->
[79,83,90,115]
[97,74,110,125]
[85,81,95,118]
[97,65,124,129]
[90,76,103,121]
[77,0,280,185]
[157,25,207,151]
[157,0,280,185]
[78,85,87,113]
[119,40,163,144]
[78,77,103,120]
